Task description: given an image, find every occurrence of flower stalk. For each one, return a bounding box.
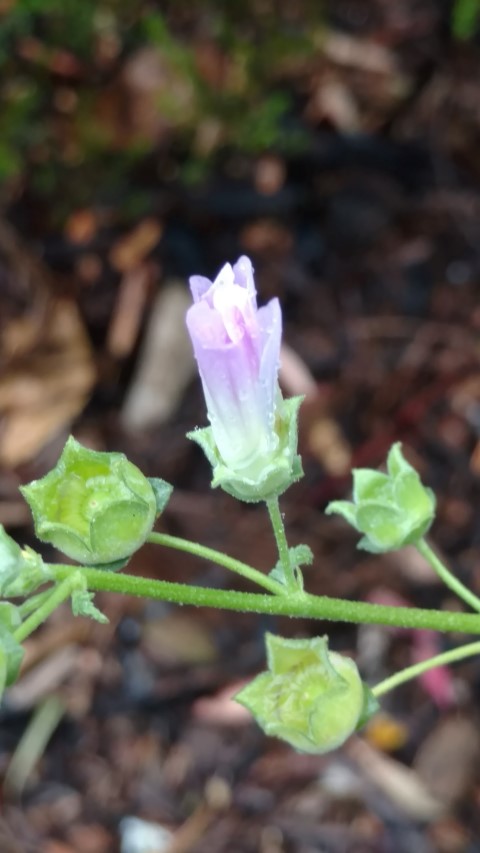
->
[415,538,480,613]
[372,640,480,697]
[147,531,283,595]
[266,497,298,590]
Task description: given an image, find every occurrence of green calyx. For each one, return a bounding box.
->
[235,633,377,754]
[326,443,436,553]
[188,396,304,503]
[21,437,172,565]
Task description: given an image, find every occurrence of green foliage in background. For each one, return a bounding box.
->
[0,0,321,217]
[452,0,480,39]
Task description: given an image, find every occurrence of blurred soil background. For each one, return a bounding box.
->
[2,1,480,851]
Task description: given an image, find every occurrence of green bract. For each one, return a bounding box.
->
[188,395,303,503]
[326,443,436,553]
[21,437,172,565]
[235,633,377,754]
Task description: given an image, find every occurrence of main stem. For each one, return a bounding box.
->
[416,538,480,613]
[266,497,297,590]
[48,564,480,635]
[373,640,480,697]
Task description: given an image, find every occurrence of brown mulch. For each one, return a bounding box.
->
[2,2,480,851]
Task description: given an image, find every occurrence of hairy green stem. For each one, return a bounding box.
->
[266,497,297,590]
[147,531,283,595]
[372,640,480,697]
[47,564,480,635]
[14,575,80,643]
[416,538,480,613]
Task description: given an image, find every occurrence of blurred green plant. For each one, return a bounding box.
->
[0,0,320,215]
[452,0,480,39]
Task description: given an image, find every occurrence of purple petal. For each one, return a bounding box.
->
[258,298,282,419]
[191,339,266,468]
[189,275,213,303]
[212,262,235,290]
[186,257,284,474]
[186,300,229,348]
[211,282,257,345]
[233,256,256,300]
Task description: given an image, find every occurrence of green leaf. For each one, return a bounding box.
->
[352,469,389,503]
[0,602,21,631]
[71,589,109,624]
[394,472,435,521]
[289,544,314,568]
[148,478,173,516]
[325,500,358,529]
[0,647,7,702]
[269,544,313,587]
[386,442,413,479]
[355,503,404,551]
[87,557,130,572]
[355,683,380,730]
[0,527,23,595]
[356,535,387,554]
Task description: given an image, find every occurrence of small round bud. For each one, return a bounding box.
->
[236,633,377,754]
[21,437,161,565]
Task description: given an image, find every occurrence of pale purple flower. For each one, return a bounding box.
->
[186,256,282,478]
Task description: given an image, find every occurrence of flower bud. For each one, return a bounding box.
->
[0,526,50,596]
[186,256,303,502]
[236,633,377,754]
[21,437,168,565]
[326,443,435,552]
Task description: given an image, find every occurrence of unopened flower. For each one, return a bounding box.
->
[326,443,435,552]
[21,437,171,565]
[236,633,377,753]
[186,256,302,502]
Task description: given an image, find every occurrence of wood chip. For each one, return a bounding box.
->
[106,264,151,358]
[109,219,162,273]
[347,737,444,821]
[121,282,195,430]
[413,716,480,807]
[0,299,95,466]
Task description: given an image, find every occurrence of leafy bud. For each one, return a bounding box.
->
[326,443,435,553]
[235,633,377,754]
[21,437,172,565]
